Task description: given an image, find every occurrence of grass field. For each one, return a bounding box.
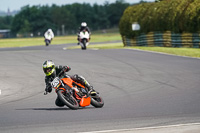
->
[0,33,121,48]
[0,32,200,58]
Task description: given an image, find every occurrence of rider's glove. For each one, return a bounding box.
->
[45,86,52,93]
[63,66,71,72]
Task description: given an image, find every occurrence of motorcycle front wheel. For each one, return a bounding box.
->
[57,90,79,110]
[90,93,104,108]
[45,41,49,46]
[81,40,87,50]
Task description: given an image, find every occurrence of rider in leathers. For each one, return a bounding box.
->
[77,22,91,45]
[44,29,54,44]
[43,60,93,107]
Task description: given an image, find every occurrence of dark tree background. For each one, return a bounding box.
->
[0,0,130,37]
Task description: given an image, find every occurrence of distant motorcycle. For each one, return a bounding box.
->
[79,30,90,50]
[44,69,104,110]
[44,29,54,46]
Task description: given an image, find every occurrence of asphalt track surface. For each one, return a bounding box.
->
[0,42,200,133]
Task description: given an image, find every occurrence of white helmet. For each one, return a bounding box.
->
[48,29,52,32]
[81,22,87,27]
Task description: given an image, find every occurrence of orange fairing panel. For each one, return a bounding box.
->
[62,78,73,88]
[79,97,91,107]
[61,77,85,88]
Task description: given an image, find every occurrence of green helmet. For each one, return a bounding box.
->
[42,60,55,76]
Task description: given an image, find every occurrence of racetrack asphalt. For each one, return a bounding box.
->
[0,42,200,133]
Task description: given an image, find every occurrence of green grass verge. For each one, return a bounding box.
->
[0,33,121,48]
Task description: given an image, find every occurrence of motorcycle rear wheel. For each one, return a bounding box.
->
[57,90,79,110]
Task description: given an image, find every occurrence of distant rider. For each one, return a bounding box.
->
[44,29,54,44]
[77,22,91,45]
[42,60,93,107]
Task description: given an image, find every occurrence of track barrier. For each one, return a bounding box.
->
[123,31,200,48]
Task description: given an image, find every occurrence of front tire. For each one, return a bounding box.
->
[57,90,79,110]
[55,96,65,107]
[90,93,104,108]
[45,39,50,46]
[81,40,87,50]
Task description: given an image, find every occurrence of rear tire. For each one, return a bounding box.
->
[57,90,79,110]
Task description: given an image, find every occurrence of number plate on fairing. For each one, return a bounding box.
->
[51,77,60,88]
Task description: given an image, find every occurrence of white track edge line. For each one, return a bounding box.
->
[79,123,200,133]
[124,48,200,60]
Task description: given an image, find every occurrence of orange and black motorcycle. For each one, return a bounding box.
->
[44,71,104,110]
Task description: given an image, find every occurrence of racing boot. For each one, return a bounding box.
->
[83,81,98,96]
[77,39,80,45]
[77,37,80,45]
[82,79,93,92]
[72,74,96,94]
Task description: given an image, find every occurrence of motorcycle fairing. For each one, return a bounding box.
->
[79,96,91,107]
[61,77,90,107]
[61,78,85,88]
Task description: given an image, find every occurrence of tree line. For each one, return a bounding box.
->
[0,0,131,37]
[119,0,200,38]
[0,16,13,29]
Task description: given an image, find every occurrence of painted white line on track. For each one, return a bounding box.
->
[89,48,99,50]
[0,89,1,95]
[124,48,200,60]
[63,47,99,50]
[79,123,200,133]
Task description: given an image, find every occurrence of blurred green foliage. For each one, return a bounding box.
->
[119,0,200,38]
[0,16,13,29]
[0,0,130,37]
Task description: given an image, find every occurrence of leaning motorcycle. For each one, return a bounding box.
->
[44,70,104,110]
[79,30,90,50]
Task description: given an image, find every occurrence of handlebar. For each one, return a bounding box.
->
[57,68,66,77]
